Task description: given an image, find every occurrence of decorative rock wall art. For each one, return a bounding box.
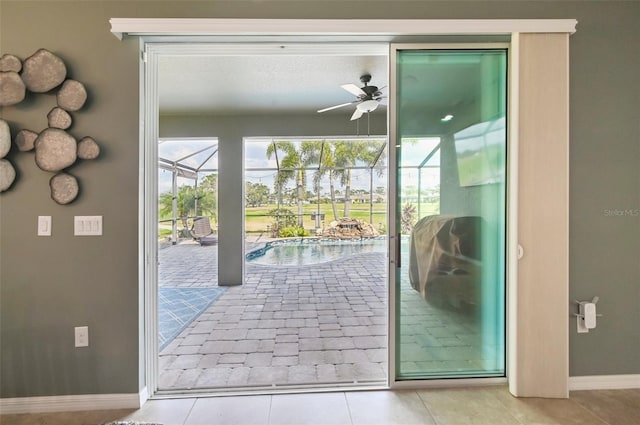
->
[0,120,16,191]
[0,49,101,204]
[47,107,73,129]
[50,172,79,205]
[0,72,26,106]
[21,49,67,93]
[0,120,10,158]
[14,129,38,152]
[77,137,100,160]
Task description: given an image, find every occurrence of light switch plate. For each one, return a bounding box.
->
[75,326,89,347]
[74,216,102,236]
[38,216,52,236]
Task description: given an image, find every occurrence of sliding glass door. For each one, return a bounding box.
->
[391,47,507,380]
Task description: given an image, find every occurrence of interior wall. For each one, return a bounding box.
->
[0,0,638,399]
[0,1,143,398]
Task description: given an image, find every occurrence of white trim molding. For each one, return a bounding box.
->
[139,386,149,407]
[392,377,507,390]
[131,18,577,399]
[0,390,146,414]
[110,18,577,40]
[569,375,640,391]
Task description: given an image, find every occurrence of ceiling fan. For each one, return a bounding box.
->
[317,74,386,121]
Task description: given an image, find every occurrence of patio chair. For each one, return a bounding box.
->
[190,216,218,246]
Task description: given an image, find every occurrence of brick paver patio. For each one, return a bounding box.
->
[157,240,490,391]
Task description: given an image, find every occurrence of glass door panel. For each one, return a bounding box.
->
[394,49,507,379]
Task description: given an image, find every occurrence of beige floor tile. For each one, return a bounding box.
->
[346,390,437,425]
[417,386,521,425]
[3,388,639,425]
[185,395,271,425]
[0,409,135,425]
[486,386,607,425]
[571,389,640,425]
[0,414,42,425]
[122,398,197,425]
[268,392,351,425]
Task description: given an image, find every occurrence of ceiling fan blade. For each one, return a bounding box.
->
[341,83,366,97]
[374,85,387,96]
[350,108,364,121]
[317,101,356,113]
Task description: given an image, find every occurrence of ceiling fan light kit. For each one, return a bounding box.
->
[357,99,379,112]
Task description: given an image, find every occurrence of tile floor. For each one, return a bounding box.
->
[158,243,388,390]
[2,387,639,425]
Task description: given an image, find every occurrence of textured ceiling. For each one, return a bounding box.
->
[157,50,484,127]
[158,54,388,116]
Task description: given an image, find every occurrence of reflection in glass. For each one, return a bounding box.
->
[396,50,507,379]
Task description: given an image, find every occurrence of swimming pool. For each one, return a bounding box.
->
[246,237,387,266]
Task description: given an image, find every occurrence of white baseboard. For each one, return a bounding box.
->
[0,388,148,414]
[569,374,640,391]
[139,386,149,406]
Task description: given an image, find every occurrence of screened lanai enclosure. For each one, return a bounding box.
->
[158,136,445,245]
[158,138,219,244]
[156,135,451,391]
[244,137,389,240]
[242,136,445,246]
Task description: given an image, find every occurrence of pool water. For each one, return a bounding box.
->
[247,238,387,266]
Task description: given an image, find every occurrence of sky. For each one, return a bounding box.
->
[158,137,442,196]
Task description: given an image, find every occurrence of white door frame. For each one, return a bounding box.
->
[114,18,576,398]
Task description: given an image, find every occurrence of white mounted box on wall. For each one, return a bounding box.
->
[37,216,52,236]
[74,216,102,236]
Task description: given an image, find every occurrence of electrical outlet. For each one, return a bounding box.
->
[75,326,89,347]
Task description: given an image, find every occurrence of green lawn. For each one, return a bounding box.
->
[244,202,387,233]
[244,202,438,233]
[158,201,439,236]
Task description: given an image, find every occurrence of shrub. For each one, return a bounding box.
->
[268,207,298,235]
[278,226,309,238]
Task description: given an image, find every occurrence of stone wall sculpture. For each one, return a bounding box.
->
[0,49,100,204]
[0,120,16,192]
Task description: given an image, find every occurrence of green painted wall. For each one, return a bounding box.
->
[1,1,638,398]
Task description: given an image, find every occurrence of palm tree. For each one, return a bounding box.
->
[159,183,217,235]
[334,140,386,217]
[313,142,339,221]
[159,186,195,233]
[197,173,218,221]
[266,141,322,227]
